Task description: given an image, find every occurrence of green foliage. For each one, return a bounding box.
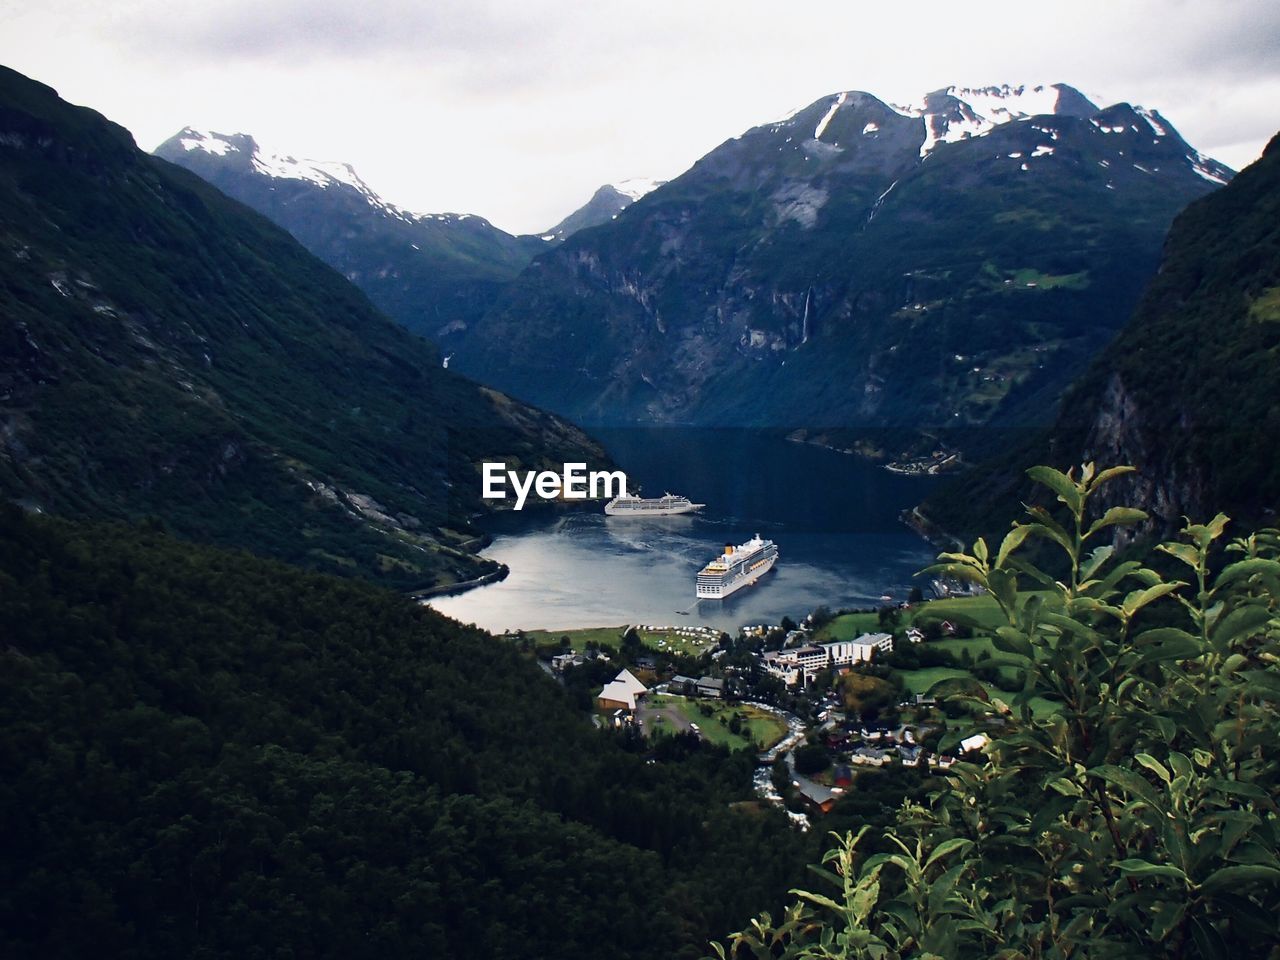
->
[710,463,1280,958]
[0,506,816,960]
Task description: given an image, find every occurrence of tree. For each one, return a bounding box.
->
[794,744,831,776]
[710,463,1280,959]
[840,673,896,719]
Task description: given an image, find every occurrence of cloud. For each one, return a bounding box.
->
[2,0,1277,232]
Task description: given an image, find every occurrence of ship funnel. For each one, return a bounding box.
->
[725,544,733,555]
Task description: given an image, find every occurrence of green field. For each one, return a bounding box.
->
[815,594,1016,644]
[813,611,883,642]
[908,594,1011,629]
[897,667,1058,718]
[520,625,629,652]
[899,667,973,695]
[930,636,999,658]
[517,624,718,658]
[645,695,789,751]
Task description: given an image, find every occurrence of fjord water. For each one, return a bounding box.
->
[430,428,940,634]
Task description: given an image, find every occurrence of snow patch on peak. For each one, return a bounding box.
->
[610,178,665,201]
[1188,151,1231,185]
[1135,106,1168,137]
[944,84,1062,123]
[177,128,241,157]
[813,92,848,141]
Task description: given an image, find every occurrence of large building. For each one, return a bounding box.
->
[597,668,648,710]
[761,633,894,685]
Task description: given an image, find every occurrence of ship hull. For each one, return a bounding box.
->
[605,499,703,517]
[696,555,777,600]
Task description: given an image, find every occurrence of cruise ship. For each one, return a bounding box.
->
[604,491,705,516]
[696,535,778,599]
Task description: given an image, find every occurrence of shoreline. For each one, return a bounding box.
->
[901,505,965,552]
[411,562,510,600]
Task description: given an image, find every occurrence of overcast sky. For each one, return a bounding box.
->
[2,0,1277,234]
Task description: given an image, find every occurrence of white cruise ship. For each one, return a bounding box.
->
[605,491,705,516]
[696,535,778,599]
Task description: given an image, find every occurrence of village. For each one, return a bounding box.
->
[504,592,1021,823]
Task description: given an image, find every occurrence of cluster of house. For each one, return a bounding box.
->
[761,631,906,685]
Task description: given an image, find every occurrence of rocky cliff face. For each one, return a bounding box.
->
[925,131,1280,538]
[450,85,1231,454]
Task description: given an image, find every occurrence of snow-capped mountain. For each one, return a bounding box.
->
[542,177,669,241]
[448,83,1234,449]
[156,128,546,339]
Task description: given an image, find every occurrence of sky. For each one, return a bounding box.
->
[1,0,1277,235]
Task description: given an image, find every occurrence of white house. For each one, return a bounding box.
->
[597,668,648,711]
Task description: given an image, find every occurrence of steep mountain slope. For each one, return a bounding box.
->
[155,128,547,340]
[450,84,1230,453]
[923,130,1280,538]
[543,178,667,241]
[0,506,811,959]
[0,66,602,590]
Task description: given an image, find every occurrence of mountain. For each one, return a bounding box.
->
[155,128,548,341]
[0,65,602,590]
[446,83,1231,456]
[922,129,1280,539]
[542,178,667,241]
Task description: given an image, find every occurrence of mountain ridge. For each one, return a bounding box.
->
[446,83,1230,452]
[0,64,602,591]
[155,127,549,341]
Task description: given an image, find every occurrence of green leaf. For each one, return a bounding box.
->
[1027,465,1082,514]
[1134,753,1172,785]
[1201,864,1280,893]
[1120,582,1183,619]
[1039,611,1101,642]
[1089,764,1163,809]
[1085,506,1148,541]
[924,837,974,871]
[1209,602,1275,647]
[1078,543,1114,582]
[1133,627,1204,662]
[996,525,1033,569]
[1157,541,1201,572]
[1091,465,1137,489]
[1115,859,1187,881]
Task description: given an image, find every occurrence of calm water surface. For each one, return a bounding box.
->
[430,428,941,634]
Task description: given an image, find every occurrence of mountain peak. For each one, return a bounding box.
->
[610,177,665,201]
[158,127,404,218]
[890,83,1101,156]
[540,177,667,241]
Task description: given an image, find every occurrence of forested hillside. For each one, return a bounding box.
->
[0,65,601,592]
[0,505,813,960]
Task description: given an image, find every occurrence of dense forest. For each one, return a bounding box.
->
[0,505,830,960]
